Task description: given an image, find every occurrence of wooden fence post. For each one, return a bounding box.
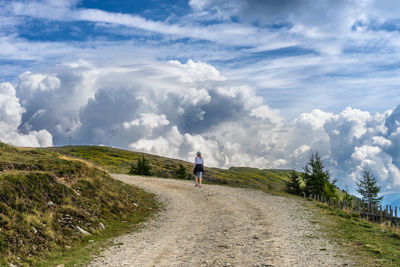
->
[368,202,371,221]
[386,205,389,224]
[395,207,398,228]
[362,204,365,219]
[390,206,393,227]
[380,205,383,223]
[329,197,333,206]
[338,198,341,209]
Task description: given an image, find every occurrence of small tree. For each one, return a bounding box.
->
[303,152,335,197]
[130,156,152,176]
[324,178,338,199]
[175,163,187,179]
[342,189,354,203]
[357,167,382,205]
[285,170,303,195]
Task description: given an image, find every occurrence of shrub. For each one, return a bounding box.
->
[285,170,303,195]
[174,163,187,179]
[129,156,152,176]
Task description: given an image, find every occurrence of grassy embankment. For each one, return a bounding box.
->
[311,202,400,266]
[0,143,158,267]
[52,145,400,266]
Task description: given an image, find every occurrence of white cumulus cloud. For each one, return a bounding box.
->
[0,82,53,147]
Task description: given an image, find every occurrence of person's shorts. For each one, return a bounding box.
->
[194,164,204,177]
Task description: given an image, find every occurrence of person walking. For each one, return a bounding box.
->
[193,152,205,187]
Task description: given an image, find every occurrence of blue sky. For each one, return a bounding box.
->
[1,0,400,204]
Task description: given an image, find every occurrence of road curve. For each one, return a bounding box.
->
[89,174,352,267]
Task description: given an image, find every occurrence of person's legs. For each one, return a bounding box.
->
[195,175,198,186]
[199,172,203,186]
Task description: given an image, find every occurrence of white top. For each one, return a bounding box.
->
[194,157,204,165]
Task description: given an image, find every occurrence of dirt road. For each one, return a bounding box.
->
[89,174,352,266]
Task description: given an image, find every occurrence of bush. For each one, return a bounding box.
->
[342,189,355,203]
[174,163,187,179]
[129,156,152,176]
[285,170,303,195]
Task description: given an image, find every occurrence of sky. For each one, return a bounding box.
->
[1,0,400,204]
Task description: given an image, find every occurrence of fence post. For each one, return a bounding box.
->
[380,205,383,223]
[395,207,398,228]
[329,197,333,206]
[386,205,389,224]
[362,204,365,219]
[338,198,341,209]
[368,202,371,221]
[390,206,394,227]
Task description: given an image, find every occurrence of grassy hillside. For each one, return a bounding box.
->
[49,146,292,193]
[0,143,158,266]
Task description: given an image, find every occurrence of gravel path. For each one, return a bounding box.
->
[89,174,352,266]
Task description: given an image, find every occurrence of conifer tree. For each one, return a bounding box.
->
[175,163,187,179]
[130,156,152,176]
[357,167,382,205]
[285,170,302,195]
[303,152,335,197]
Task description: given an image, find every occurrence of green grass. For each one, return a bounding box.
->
[309,201,400,266]
[48,145,187,176]
[0,143,159,266]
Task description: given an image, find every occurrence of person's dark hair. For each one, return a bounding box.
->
[196,152,202,158]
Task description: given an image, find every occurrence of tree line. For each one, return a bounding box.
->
[286,152,382,206]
